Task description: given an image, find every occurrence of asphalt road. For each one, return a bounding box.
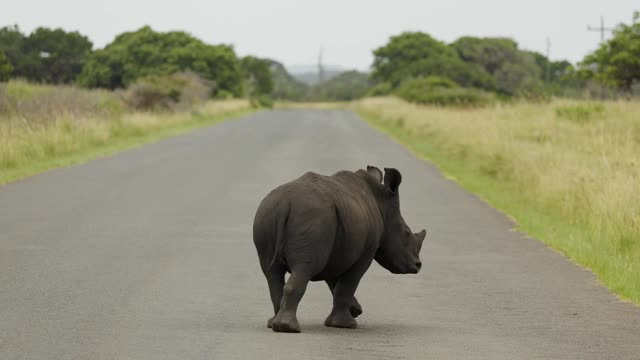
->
[1,110,639,360]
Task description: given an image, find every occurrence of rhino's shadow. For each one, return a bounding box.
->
[293,321,434,336]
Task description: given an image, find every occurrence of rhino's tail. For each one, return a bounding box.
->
[269,201,290,269]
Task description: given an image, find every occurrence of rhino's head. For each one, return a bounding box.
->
[365,166,426,274]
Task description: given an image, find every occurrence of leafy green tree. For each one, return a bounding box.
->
[0,26,92,83]
[451,36,542,95]
[372,32,494,89]
[0,51,12,81]
[527,51,573,83]
[582,12,640,91]
[0,25,25,77]
[452,37,520,73]
[78,26,243,96]
[21,27,93,83]
[493,59,542,96]
[240,56,274,96]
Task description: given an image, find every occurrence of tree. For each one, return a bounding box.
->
[527,51,573,83]
[21,27,93,83]
[0,25,25,77]
[240,56,274,96]
[78,26,243,96]
[0,51,12,81]
[372,32,494,89]
[582,12,640,91]
[0,26,92,83]
[452,36,542,95]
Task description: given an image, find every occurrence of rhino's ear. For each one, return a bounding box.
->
[383,168,402,193]
[416,229,426,250]
[366,165,383,183]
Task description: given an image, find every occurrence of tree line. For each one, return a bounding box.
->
[1,12,639,104]
[0,25,273,101]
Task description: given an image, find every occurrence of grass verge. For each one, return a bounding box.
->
[352,96,639,305]
[1,100,256,185]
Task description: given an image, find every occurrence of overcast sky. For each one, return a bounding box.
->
[2,0,638,71]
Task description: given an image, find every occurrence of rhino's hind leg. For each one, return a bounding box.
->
[350,297,363,318]
[325,280,362,318]
[264,267,285,328]
[272,268,310,333]
[325,255,374,329]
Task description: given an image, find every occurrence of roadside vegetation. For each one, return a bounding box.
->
[0,26,266,184]
[348,12,640,305]
[353,96,640,305]
[0,79,253,185]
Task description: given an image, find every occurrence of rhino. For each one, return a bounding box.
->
[252,166,426,333]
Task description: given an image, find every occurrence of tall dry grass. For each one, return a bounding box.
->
[0,80,124,123]
[0,80,252,184]
[353,96,640,303]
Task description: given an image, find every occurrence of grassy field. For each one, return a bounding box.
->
[0,80,255,185]
[352,96,640,305]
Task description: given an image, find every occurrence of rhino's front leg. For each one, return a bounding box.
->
[325,279,362,318]
[325,255,374,329]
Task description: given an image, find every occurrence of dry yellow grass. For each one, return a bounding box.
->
[353,96,640,304]
[0,86,252,184]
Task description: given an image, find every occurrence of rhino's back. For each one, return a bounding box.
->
[290,170,384,248]
[255,170,378,229]
[253,170,383,277]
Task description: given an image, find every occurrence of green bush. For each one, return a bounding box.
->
[395,77,494,107]
[250,94,274,108]
[0,51,12,81]
[123,71,212,111]
[555,103,605,123]
[215,90,235,100]
[367,82,393,96]
[412,76,459,89]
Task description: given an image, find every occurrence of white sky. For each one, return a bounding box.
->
[1,0,637,71]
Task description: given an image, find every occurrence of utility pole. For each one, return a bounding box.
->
[545,37,551,84]
[587,16,614,44]
[317,47,325,84]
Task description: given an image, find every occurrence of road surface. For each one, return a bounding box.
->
[1,110,639,359]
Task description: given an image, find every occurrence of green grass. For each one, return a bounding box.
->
[353,97,640,306]
[1,103,256,186]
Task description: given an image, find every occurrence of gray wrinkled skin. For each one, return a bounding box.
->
[253,166,426,333]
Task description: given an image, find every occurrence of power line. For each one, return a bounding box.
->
[587,16,614,44]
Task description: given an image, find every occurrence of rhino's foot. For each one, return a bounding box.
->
[267,316,275,328]
[272,313,301,333]
[350,298,363,318]
[324,309,357,329]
